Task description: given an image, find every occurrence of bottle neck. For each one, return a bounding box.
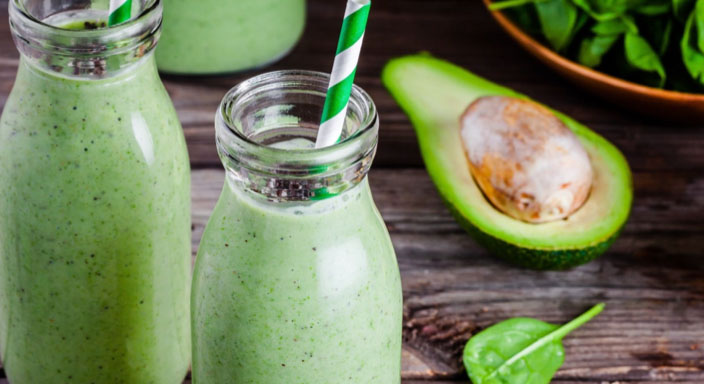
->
[218,128,377,202]
[224,172,373,213]
[216,70,379,203]
[9,0,162,80]
[17,51,157,85]
[220,152,376,203]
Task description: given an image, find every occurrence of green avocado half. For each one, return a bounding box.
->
[382,54,633,270]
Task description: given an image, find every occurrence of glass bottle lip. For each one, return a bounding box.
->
[216,70,379,201]
[9,0,162,78]
[10,0,161,37]
[217,69,378,175]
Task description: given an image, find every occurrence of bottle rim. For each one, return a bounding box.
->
[10,0,160,37]
[217,69,378,174]
[9,0,162,78]
[216,70,379,201]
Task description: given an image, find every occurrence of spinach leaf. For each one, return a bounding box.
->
[624,32,667,87]
[661,18,674,55]
[505,3,543,35]
[580,34,621,66]
[463,303,605,384]
[633,1,671,15]
[695,0,704,53]
[489,0,536,11]
[681,8,704,85]
[591,16,636,34]
[571,0,623,21]
[570,0,596,12]
[580,17,630,67]
[535,0,579,51]
[591,0,629,14]
[569,10,592,43]
[491,0,704,92]
[639,15,674,55]
[673,0,696,21]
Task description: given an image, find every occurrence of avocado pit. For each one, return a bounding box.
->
[460,96,593,223]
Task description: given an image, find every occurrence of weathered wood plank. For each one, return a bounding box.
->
[190,169,704,382]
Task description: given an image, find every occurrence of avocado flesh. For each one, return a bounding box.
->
[382,54,633,270]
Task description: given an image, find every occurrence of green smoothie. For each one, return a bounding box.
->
[192,70,402,382]
[156,0,306,74]
[192,178,402,383]
[0,53,191,383]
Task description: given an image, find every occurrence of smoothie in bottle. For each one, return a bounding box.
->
[0,0,191,382]
[156,0,306,74]
[191,71,403,383]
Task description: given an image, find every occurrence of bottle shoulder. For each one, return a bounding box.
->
[1,57,183,151]
[197,180,395,262]
[0,58,188,184]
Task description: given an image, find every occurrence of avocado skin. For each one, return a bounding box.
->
[445,198,621,270]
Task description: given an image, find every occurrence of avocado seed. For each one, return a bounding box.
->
[460,96,593,223]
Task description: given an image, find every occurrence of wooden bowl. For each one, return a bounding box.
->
[482,0,704,123]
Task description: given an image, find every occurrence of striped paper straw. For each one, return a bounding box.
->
[315,0,371,149]
[108,0,133,26]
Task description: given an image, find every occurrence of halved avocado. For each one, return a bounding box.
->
[381,54,633,270]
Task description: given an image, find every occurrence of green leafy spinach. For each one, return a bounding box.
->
[579,34,621,67]
[682,5,704,85]
[535,0,580,51]
[624,32,667,86]
[463,303,605,384]
[489,0,704,92]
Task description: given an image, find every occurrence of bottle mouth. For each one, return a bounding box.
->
[10,0,162,78]
[216,70,379,201]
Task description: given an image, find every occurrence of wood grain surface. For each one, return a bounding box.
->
[1,0,703,383]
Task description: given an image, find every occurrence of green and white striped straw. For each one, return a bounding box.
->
[108,0,133,26]
[315,0,371,149]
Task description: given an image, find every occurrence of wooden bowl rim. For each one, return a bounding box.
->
[482,0,704,103]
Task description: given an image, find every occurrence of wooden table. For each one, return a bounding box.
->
[1,1,703,383]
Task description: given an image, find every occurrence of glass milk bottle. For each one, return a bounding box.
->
[156,0,306,74]
[0,0,191,382]
[192,71,402,383]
